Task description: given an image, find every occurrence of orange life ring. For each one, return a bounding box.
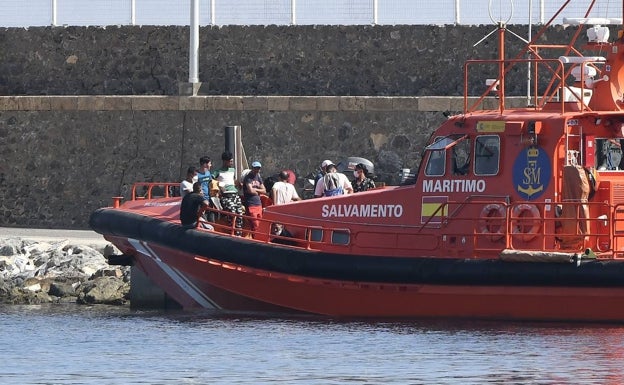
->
[511,203,541,242]
[477,203,506,241]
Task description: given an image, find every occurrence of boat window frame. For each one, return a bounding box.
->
[474,135,501,176]
[424,134,468,177]
[331,229,350,245]
[424,134,468,151]
[307,227,324,242]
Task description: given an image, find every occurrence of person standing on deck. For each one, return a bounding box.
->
[197,156,216,222]
[314,163,353,197]
[213,151,244,235]
[351,163,375,193]
[272,170,301,204]
[243,161,267,234]
[197,156,213,197]
[314,159,333,198]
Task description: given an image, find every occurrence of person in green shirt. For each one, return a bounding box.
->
[213,151,243,235]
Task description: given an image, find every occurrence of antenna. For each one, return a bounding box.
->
[473,0,528,111]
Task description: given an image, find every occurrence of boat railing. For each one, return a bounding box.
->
[195,199,624,257]
[412,199,621,258]
[111,182,343,250]
[465,56,597,114]
[115,184,624,258]
[111,182,180,207]
[196,199,624,257]
[466,200,620,257]
[130,183,180,200]
[195,204,343,251]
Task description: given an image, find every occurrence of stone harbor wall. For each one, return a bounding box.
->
[0,20,565,230]
[1,94,501,229]
[0,24,579,96]
[0,237,129,305]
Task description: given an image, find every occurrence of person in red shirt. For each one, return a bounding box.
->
[243,161,266,234]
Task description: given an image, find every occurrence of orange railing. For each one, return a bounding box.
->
[130,182,180,200]
[113,183,624,258]
[115,182,342,251]
[193,204,345,251]
[465,58,574,114]
[411,198,623,258]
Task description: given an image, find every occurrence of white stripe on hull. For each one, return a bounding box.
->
[129,239,221,309]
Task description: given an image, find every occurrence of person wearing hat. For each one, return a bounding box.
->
[314,162,353,197]
[314,159,333,198]
[243,161,267,235]
[351,163,376,193]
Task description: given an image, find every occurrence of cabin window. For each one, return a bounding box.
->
[474,136,500,176]
[596,138,623,170]
[331,230,350,245]
[308,228,323,242]
[425,149,445,176]
[452,138,471,175]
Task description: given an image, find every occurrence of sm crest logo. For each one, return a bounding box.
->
[512,147,551,200]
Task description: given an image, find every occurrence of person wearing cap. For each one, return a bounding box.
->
[243,161,267,235]
[314,159,333,198]
[314,162,353,197]
[213,151,244,235]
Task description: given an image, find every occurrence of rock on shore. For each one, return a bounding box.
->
[0,237,129,305]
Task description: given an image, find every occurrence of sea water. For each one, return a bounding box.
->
[1,304,623,385]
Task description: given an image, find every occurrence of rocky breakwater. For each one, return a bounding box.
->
[0,238,129,305]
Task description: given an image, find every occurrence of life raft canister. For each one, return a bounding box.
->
[511,203,541,242]
[477,203,506,241]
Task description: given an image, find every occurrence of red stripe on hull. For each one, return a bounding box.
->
[120,239,624,322]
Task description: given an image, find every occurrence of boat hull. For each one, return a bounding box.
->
[112,236,624,321]
[91,208,624,322]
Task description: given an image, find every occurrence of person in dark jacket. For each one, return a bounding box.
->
[179,182,212,229]
[351,163,376,192]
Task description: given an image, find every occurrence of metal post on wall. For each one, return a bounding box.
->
[189,0,199,85]
[224,126,247,178]
[291,0,296,25]
[455,0,460,24]
[51,0,57,26]
[372,0,378,25]
[210,0,216,26]
[131,0,136,25]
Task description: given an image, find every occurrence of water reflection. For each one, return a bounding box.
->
[1,304,624,384]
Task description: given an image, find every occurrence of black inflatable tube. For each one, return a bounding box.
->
[89,208,624,288]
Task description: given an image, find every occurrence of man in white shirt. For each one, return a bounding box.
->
[271,171,301,205]
[180,166,198,197]
[313,163,353,197]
